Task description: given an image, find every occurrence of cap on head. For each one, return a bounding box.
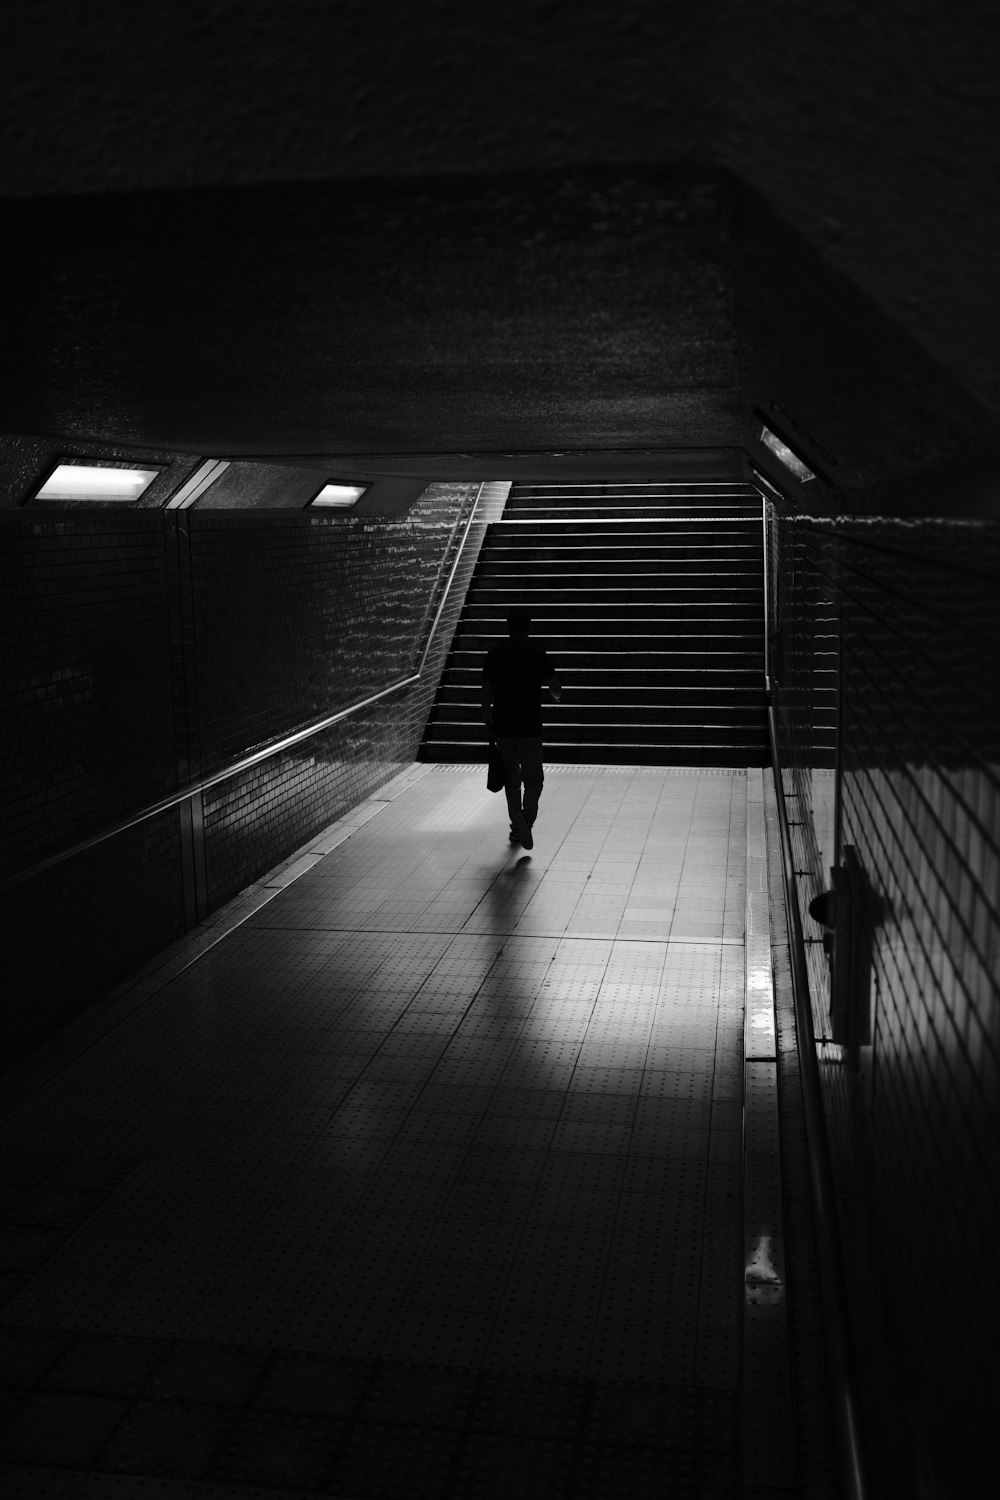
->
[506,608,531,638]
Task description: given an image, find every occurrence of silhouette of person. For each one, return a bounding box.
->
[482,608,562,850]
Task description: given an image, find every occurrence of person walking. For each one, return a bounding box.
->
[482,608,562,850]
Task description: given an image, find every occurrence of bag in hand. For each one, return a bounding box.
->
[487,740,506,793]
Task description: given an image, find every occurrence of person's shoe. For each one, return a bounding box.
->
[509,827,519,844]
[513,812,533,850]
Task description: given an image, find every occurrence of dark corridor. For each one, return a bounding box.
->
[2,6,999,1497]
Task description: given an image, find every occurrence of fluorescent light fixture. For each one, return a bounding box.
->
[34,462,161,503]
[309,481,368,508]
[759,425,815,483]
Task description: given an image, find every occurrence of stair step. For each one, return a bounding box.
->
[468,575,763,590]
[496,501,758,508]
[426,730,766,753]
[476,566,763,583]
[488,525,761,537]
[430,705,766,727]
[420,479,769,767]
[420,742,769,768]
[456,622,762,639]
[443,674,764,694]
[435,684,766,706]
[502,511,759,522]
[462,605,762,624]
[481,546,761,561]
[468,590,762,608]
[454,635,763,654]
[450,651,762,674]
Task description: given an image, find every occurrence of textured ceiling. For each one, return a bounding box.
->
[0,167,741,460]
[2,2,997,508]
[0,2,724,197]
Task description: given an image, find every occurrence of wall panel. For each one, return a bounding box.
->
[770,508,1000,1496]
[0,515,177,870]
[1,481,504,1062]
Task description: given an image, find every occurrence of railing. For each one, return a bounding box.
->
[761,495,771,695]
[1,482,485,895]
[767,701,868,1500]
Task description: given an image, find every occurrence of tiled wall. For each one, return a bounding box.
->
[193,483,510,905]
[768,507,1000,1497]
[1,516,178,869]
[1,515,185,1055]
[1,482,508,1060]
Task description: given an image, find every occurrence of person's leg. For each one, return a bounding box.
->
[519,738,544,826]
[496,738,523,826]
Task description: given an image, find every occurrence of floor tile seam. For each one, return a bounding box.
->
[242,923,733,947]
[661,773,702,948]
[601,771,683,946]
[556,770,642,870]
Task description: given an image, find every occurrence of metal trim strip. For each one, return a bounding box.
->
[768,703,869,1500]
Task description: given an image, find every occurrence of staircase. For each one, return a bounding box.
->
[419,480,768,766]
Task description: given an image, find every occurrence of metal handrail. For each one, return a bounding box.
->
[767,703,868,1500]
[417,483,484,677]
[1,483,486,894]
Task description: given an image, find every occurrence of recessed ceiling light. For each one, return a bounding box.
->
[759,425,815,483]
[34,462,162,503]
[309,481,368,508]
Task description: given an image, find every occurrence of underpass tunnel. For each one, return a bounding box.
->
[1,7,997,1497]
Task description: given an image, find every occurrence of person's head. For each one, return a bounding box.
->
[506,608,531,640]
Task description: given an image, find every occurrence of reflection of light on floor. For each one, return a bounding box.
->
[746,958,772,994]
[745,1231,784,1306]
[414,786,488,832]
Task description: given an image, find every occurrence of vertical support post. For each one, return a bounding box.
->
[833,608,845,873]
[164,511,209,924]
[762,496,771,696]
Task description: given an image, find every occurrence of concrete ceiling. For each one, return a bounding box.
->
[0,167,740,462]
[2,3,997,509]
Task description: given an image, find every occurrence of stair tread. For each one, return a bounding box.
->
[421,480,769,766]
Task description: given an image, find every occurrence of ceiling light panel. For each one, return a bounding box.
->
[759,426,815,483]
[34,463,161,503]
[309,482,368,508]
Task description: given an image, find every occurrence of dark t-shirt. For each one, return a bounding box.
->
[484,641,556,737]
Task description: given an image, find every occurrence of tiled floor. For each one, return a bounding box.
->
[1,765,778,1497]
